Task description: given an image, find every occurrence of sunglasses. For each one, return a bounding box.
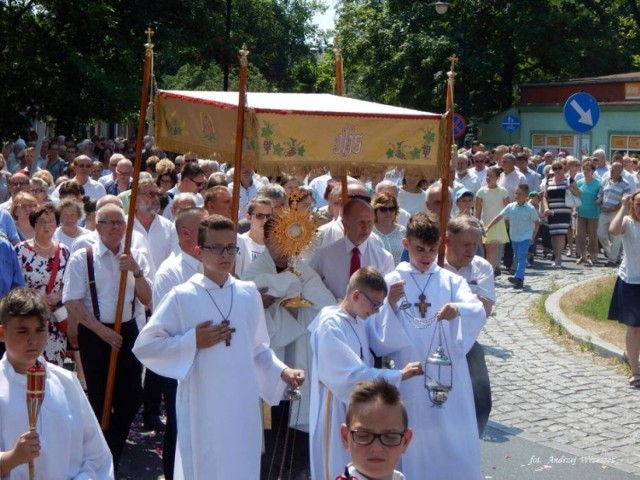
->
[377,206,397,213]
[186,177,205,188]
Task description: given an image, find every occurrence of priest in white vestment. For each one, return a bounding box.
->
[133,215,304,480]
[242,243,336,431]
[367,212,486,480]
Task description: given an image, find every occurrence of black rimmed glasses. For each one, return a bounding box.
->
[252,212,271,220]
[201,244,240,255]
[360,290,383,311]
[349,430,405,447]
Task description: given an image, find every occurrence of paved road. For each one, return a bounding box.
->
[117,255,640,479]
[480,256,640,477]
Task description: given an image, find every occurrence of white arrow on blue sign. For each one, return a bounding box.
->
[502,115,520,133]
[564,92,600,133]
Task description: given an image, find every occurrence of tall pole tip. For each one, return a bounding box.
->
[144,27,155,52]
[239,43,250,66]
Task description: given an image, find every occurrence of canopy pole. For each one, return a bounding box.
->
[437,55,458,267]
[333,37,349,206]
[231,44,249,232]
[101,28,154,429]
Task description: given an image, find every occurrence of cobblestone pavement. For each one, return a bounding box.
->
[481,256,640,475]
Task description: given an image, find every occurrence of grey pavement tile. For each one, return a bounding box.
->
[486,263,639,466]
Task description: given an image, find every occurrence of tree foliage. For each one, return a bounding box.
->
[2,0,639,139]
[336,0,640,121]
[0,0,326,138]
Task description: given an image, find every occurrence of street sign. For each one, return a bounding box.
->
[502,115,520,133]
[453,113,467,139]
[563,92,600,133]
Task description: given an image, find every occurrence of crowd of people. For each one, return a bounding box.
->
[0,133,639,479]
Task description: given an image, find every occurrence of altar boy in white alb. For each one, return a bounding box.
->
[367,212,486,480]
[0,287,113,479]
[308,267,424,480]
[133,215,304,480]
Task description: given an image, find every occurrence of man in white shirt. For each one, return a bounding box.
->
[132,179,178,432]
[456,154,481,194]
[309,198,394,300]
[444,215,495,437]
[471,151,489,185]
[498,154,527,201]
[314,181,379,249]
[52,155,106,201]
[63,204,152,471]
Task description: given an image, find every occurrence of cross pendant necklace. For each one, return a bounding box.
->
[409,273,433,319]
[205,285,236,346]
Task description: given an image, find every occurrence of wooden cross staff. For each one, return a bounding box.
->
[101,28,154,430]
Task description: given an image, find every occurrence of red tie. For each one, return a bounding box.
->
[350,247,361,277]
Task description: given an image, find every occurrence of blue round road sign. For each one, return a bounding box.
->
[563,92,600,133]
[453,113,467,139]
[502,115,520,133]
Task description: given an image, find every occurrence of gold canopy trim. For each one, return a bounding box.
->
[155,90,444,178]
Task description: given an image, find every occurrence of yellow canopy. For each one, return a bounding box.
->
[155,90,445,177]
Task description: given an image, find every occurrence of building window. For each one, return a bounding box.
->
[531,134,590,157]
[610,135,640,158]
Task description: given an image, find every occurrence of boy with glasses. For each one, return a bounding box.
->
[308,267,423,480]
[133,214,304,479]
[338,379,413,480]
[367,212,486,480]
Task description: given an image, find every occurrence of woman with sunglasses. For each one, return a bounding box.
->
[372,192,405,265]
[542,160,581,268]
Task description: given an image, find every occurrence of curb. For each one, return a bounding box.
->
[544,274,625,362]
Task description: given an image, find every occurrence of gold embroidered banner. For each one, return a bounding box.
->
[155,90,443,177]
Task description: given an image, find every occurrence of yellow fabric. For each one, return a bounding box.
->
[154,91,443,177]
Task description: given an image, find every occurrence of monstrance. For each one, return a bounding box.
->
[269,187,318,309]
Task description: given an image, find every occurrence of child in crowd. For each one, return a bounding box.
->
[486,184,540,289]
[455,188,475,216]
[337,379,413,480]
[0,287,113,479]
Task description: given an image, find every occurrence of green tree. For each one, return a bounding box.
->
[335,0,640,121]
[0,0,326,138]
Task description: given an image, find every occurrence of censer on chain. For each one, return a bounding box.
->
[423,319,452,407]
